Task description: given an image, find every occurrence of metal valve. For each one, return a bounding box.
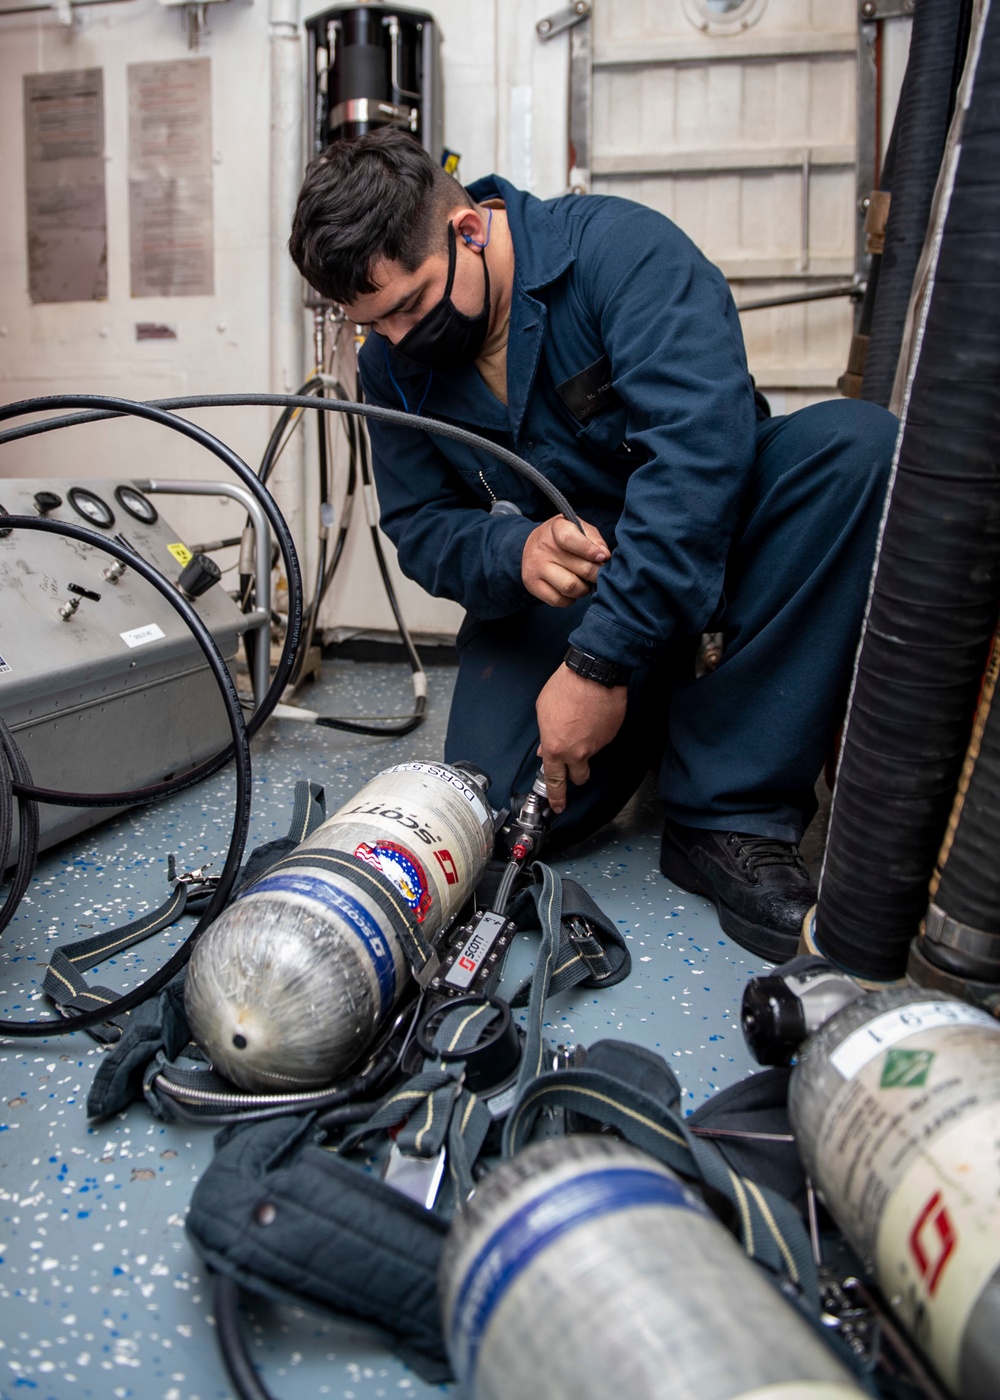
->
[177,552,221,600]
[58,582,101,622]
[34,490,62,516]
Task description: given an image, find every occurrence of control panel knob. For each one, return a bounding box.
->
[177,552,221,600]
[34,490,62,515]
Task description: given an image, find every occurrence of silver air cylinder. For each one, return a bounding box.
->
[440,1135,863,1400]
[790,989,1000,1400]
[184,761,493,1091]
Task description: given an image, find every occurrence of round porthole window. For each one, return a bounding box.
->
[682,0,767,35]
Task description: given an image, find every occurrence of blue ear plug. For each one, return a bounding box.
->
[461,208,493,250]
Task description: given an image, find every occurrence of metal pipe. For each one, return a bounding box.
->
[268,0,308,583]
[736,282,865,313]
[0,0,135,13]
[141,478,272,711]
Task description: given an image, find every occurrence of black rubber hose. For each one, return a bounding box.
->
[0,727,11,879]
[286,388,331,691]
[244,373,329,686]
[861,0,973,406]
[0,393,583,528]
[213,1276,279,1400]
[0,717,40,936]
[922,633,1000,981]
[0,516,253,1038]
[0,391,578,755]
[816,4,1000,980]
[0,393,302,809]
[244,374,325,692]
[249,374,427,734]
[313,403,427,738]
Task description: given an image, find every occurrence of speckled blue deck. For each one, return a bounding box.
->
[1,658,777,1400]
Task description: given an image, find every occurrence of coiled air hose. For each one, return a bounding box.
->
[816,0,1000,981]
[0,393,580,522]
[0,393,578,800]
[0,392,577,1034]
[0,517,253,1038]
[0,394,304,810]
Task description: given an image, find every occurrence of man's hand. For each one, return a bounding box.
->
[522,516,610,607]
[535,665,627,814]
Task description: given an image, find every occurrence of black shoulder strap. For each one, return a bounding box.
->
[502,1062,818,1308]
[185,1113,453,1384]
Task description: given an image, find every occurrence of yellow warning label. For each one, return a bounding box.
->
[167,542,192,567]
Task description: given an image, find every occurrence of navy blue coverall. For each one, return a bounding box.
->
[360,176,898,848]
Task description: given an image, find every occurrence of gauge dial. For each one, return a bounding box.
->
[68,487,115,529]
[115,485,158,525]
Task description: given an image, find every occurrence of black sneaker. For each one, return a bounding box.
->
[659,820,816,962]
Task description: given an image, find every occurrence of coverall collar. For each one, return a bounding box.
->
[465,175,577,442]
[465,174,577,292]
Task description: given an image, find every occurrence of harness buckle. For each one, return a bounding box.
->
[168,855,222,896]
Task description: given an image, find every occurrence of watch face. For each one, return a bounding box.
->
[115,485,158,525]
[68,487,115,529]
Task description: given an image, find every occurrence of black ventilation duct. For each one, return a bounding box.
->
[860,0,973,407]
[816,3,1000,981]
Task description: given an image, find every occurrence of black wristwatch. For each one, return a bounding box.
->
[563,645,631,688]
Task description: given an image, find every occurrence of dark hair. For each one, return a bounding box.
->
[289,127,473,304]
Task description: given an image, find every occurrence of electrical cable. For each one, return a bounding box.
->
[0,393,303,810]
[213,1275,279,1400]
[0,515,253,1038]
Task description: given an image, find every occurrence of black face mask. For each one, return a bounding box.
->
[394,223,491,371]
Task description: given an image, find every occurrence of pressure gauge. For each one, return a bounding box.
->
[114,485,158,526]
[68,487,115,529]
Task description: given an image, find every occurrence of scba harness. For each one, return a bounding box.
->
[65,783,873,1398]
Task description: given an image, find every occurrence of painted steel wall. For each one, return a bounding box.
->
[593,0,853,417]
[0,0,571,638]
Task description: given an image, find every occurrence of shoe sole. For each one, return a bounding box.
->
[659,839,800,965]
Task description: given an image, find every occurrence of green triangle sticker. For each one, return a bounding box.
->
[880,1047,935,1089]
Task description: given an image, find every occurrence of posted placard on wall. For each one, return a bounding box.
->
[23,68,108,303]
[128,58,214,298]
